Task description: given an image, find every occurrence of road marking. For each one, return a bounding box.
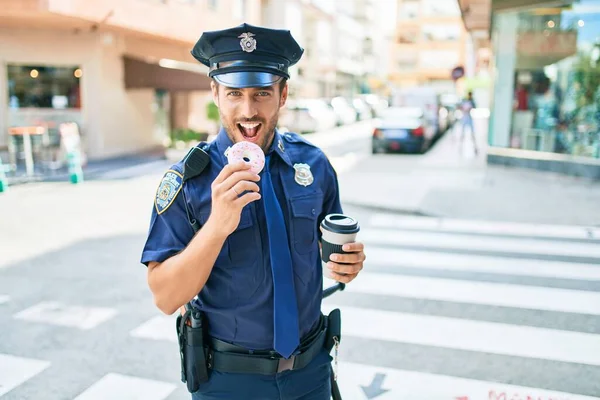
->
[365,246,600,281]
[328,152,369,174]
[360,229,600,259]
[347,272,600,315]
[0,354,51,396]
[73,373,176,400]
[321,304,600,366]
[336,361,598,400]
[130,315,177,343]
[369,213,600,241]
[13,301,117,330]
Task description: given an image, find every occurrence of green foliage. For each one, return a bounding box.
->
[206,101,220,123]
[169,128,208,144]
[572,53,600,107]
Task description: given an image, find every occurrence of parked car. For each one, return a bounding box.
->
[279,99,337,133]
[352,98,372,120]
[372,107,436,154]
[330,97,358,125]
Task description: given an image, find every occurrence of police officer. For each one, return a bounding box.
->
[141,23,366,399]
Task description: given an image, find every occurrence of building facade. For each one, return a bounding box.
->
[459,0,600,178]
[390,0,469,93]
[1,0,261,165]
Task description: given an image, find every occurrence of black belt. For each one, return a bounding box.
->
[207,316,328,375]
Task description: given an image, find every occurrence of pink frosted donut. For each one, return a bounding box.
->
[227,141,265,174]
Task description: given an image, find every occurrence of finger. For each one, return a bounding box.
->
[234,191,262,207]
[219,170,260,193]
[341,242,364,253]
[326,261,363,275]
[329,252,365,265]
[230,181,260,198]
[326,270,358,284]
[212,161,251,186]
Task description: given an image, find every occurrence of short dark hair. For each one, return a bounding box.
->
[213,78,287,94]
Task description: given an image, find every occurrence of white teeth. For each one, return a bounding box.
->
[240,123,260,129]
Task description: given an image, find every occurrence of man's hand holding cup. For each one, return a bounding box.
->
[320,214,366,284]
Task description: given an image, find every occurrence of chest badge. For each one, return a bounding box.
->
[293,163,314,187]
[238,32,257,53]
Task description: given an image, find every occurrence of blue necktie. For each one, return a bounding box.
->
[262,154,300,359]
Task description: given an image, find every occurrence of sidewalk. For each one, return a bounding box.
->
[339,118,600,227]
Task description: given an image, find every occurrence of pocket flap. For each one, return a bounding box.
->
[290,193,323,219]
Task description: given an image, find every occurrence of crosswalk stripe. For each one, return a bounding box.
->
[0,354,51,397]
[365,246,600,281]
[129,315,177,343]
[347,272,600,315]
[369,213,600,241]
[360,228,600,259]
[73,373,176,400]
[336,361,599,400]
[321,304,600,366]
[13,301,118,330]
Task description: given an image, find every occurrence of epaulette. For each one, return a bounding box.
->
[281,131,318,148]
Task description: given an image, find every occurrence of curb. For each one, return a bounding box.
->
[340,200,436,217]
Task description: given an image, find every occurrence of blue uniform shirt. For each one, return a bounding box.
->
[141,128,343,350]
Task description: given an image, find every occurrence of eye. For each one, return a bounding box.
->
[256,91,271,97]
[227,91,242,97]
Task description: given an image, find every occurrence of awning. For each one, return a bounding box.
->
[123,56,211,91]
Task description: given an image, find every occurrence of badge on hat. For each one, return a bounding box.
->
[155,170,183,214]
[293,163,313,187]
[238,32,257,53]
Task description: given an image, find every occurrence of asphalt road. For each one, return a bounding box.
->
[1,123,599,399]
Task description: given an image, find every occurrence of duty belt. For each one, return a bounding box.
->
[207,315,328,375]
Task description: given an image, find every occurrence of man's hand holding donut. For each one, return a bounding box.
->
[207,161,261,237]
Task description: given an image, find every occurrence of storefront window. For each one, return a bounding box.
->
[7,65,82,109]
[494,1,600,158]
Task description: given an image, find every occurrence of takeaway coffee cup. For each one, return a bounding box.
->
[320,214,360,269]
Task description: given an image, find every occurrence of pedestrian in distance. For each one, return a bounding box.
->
[458,91,479,155]
[140,23,367,400]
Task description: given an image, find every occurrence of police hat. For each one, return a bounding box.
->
[191,23,304,88]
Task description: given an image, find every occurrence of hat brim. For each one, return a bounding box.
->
[213,72,283,88]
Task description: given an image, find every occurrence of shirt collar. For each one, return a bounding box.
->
[214,127,293,168]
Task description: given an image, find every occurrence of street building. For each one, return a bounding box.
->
[0,0,261,166]
[458,0,600,178]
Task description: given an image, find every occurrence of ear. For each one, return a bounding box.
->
[279,83,288,108]
[211,81,219,107]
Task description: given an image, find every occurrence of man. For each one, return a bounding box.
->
[459,91,478,155]
[140,23,366,399]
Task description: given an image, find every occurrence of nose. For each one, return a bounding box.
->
[239,97,258,120]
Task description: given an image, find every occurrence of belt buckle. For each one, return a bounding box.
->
[277,355,295,373]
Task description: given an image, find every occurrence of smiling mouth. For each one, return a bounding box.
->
[238,122,262,141]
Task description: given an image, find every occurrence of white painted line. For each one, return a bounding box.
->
[0,354,51,396]
[130,315,177,343]
[73,373,176,400]
[0,295,10,305]
[348,272,600,316]
[365,246,600,281]
[336,361,598,400]
[13,302,117,330]
[321,304,600,366]
[360,228,600,258]
[369,213,600,240]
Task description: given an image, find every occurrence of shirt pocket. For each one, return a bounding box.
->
[226,206,259,264]
[289,192,324,255]
[199,206,258,266]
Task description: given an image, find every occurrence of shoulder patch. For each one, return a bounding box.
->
[282,132,317,147]
[155,169,183,215]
